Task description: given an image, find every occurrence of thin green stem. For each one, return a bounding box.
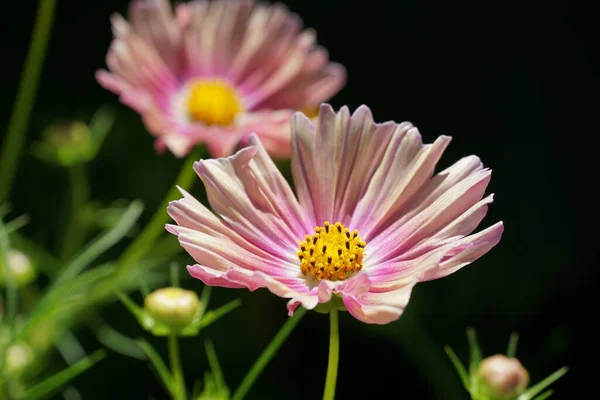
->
[168,335,186,400]
[60,164,90,260]
[0,0,57,203]
[114,146,203,281]
[506,332,519,358]
[231,307,308,400]
[323,310,340,400]
[0,215,17,333]
[394,313,465,399]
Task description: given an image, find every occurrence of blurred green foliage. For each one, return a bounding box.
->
[1,0,594,398]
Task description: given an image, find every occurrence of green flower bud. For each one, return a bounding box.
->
[3,342,35,377]
[0,249,37,288]
[478,354,529,399]
[144,288,201,332]
[32,121,94,167]
[46,121,90,147]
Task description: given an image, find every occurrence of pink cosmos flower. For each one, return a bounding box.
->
[96,0,345,158]
[166,105,504,324]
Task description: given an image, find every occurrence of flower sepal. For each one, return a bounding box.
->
[194,341,230,400]
[314,295,347,315]
[117,286,240,337]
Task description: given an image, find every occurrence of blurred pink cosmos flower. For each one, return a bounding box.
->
[96,0,345,157]
[166,105,504,324]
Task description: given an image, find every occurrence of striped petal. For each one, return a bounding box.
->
[98,0,345,157]
[168,104,503,325]
[194,136,311,258]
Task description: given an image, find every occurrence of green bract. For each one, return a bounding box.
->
[117,286,241,337]
[445,330,568,400]
[31,107,114,168]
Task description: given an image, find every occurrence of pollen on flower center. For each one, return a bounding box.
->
[297,221,366,281]
[186,79,243,126]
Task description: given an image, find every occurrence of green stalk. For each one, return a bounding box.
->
[231,307,308,400]
[113,146,203,281]
[0,215,17,333]
[322,310,340,400]
[60,163,90,260]
[168,335,186,400]
[0,0,57,202]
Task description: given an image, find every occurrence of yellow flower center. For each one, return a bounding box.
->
[186,80,243,126]
[297,221,366,281]
[299,106,320,119]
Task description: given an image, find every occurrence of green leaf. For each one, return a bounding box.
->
[55,330,86,365]
[466,328,483,397]
[466,328,483,372]
[137,338,174,396]
[199,298,241,330]
[115,290,155,332]
[57,263,116,295]
[0,203,11,216]
[192,379,203,400]
[0,210,18,331]
[532,390,554,400]
[179,296,242,336]
[105,257,170,296]
[145,234,183,261]
[19,201,143,339]
[10,232,61,276]
[518,367,568,400]
[444,346,470,390]
[17,264,116,342]
[87,105,116,157]
[199,285,212,319]
[205,340,226,391]
[90,318,145,360]
[0,214,30,238]
[506,332,519,358]
[51,200,143,287]
[24,349,106,400]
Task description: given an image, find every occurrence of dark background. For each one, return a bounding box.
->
[1,0,597,398]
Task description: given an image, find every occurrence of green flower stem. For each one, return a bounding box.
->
[394,313,465,399]
[168,335,186,400]
[0,0,57,203]
[0,215,17,333]
[323,310,340,400]
[231,307,308,400]
[60,163,90,260]
[114,146,203,280]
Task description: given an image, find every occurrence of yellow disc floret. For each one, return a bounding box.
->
[299,106,320,119]
[297,221,366,281]
[186,79,243,126]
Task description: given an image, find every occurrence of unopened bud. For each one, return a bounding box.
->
[33,121,94,166]
[0,249,37,287]
[144,288,200,332]
[4,342,35,377]
[478,354,529,399]
[46,121,90,148]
